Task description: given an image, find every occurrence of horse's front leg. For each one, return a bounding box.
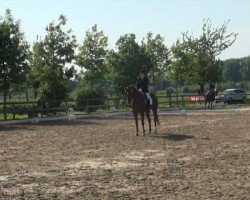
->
[133,113,139,136]
[140,112,145,136]
[145,111,151,134]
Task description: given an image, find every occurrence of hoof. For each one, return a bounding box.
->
[136,133,139,137]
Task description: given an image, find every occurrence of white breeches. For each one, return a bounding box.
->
[145,93,152,105]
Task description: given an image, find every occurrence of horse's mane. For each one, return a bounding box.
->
[127,85,145,100]
[129,85,136,89]
[129,85,141,94]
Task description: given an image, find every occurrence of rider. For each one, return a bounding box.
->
[136,69,152,105]
[209,82,215,91]
[207,81,216,96]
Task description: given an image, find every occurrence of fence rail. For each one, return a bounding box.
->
[0,92,249,121]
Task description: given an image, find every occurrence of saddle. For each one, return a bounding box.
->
[139,90,150,107]
[143,93,150,108]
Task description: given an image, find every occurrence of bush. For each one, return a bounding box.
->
[225,81,236,89]
[166,87,175,94]
[236,81,248,90]
[217,81,248,92]
[74,87,106,112]
[4,104,37,116]
[37,82,68,108]
[182,86,200,94]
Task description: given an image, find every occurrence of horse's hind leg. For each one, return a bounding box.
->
[145,111,151,134]
[140,112,146,136]
[152,108,159,134]
[133,114,139,136]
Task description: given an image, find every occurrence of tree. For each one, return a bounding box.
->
[29,15,77,106]
[28,41,44,99]
[170,19,237,92]
[221,56,250,83]
[222,58,242,82]
[107,34,147,95]
[0,9,29,119]
[141,32,171,91]
[240,56,250,81]
[76,24,108,89]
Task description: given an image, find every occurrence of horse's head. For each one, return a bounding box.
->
[125,85,136,104]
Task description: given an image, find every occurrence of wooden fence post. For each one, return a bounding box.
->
[169,92,172,107]
[12,103,15,120]
[65,99,68,116]
[86,100,90,114]
[41,101,44,118]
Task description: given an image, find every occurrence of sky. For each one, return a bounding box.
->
[1,0,250,60]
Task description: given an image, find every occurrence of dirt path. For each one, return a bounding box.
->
[0,110,249,199]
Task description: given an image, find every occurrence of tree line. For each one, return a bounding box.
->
[1,9,246,119]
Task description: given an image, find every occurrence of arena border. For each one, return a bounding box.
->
[0,111,132,126]
[1,105,248,126]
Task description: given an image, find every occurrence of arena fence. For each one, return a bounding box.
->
[0,93,249,121]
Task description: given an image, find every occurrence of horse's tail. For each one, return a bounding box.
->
[152,94,160,125]
[153,109,160,125]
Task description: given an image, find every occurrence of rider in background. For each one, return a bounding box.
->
[207,82,216,96]
[136,69,152,105]
[209,82,215,91]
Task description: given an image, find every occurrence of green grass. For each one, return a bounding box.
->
[0,113,28,120]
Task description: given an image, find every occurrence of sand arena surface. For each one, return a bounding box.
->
[0,109,249,199]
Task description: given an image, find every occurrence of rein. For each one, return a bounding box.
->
[130,98,134,105]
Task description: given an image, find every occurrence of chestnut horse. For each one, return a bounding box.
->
[125,85,159,136]
[205,88,218,109]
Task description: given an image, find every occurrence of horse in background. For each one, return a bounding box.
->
[205,88,218,109]
[125,85,159,136]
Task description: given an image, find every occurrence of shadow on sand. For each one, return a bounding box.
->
[151,133,195,141]
[150,132,210,141]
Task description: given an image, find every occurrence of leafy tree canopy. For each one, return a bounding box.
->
[76,24,108,87]
[29,15,77,102]
[141,32,171,90]
[170,19,237,92]
[107,34,148,95]
[0,9,29,119]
